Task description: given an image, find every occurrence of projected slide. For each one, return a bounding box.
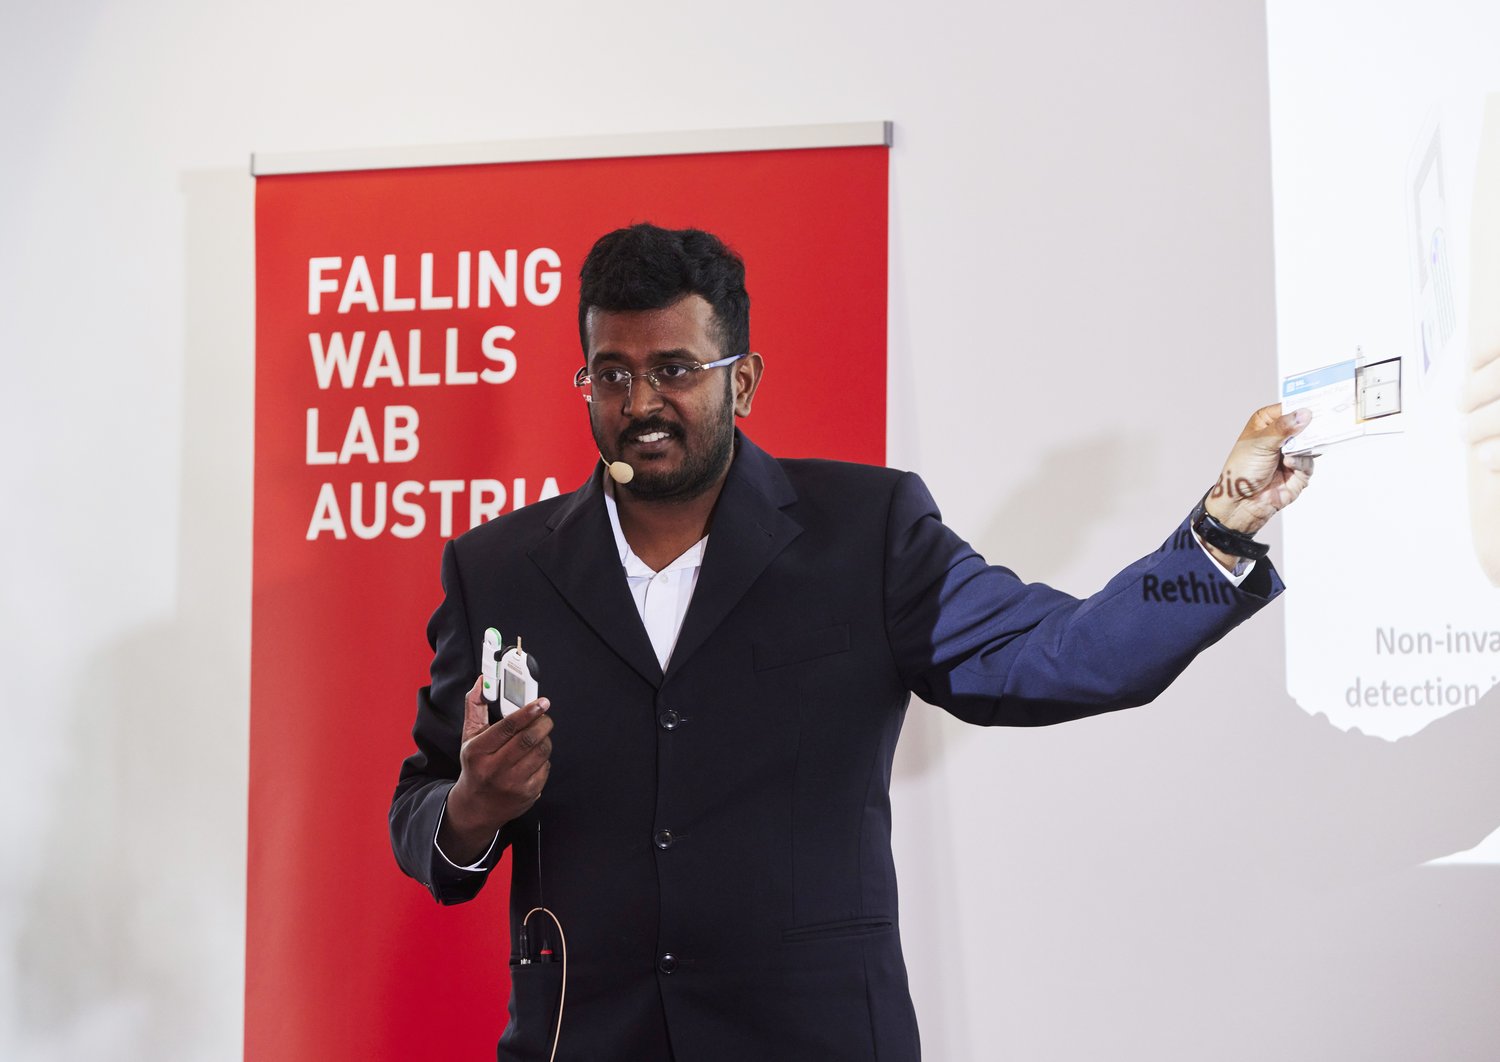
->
[1267,1,1500,766]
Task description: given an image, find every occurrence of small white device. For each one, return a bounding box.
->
[481,627,504,710]
[497,637,540,718]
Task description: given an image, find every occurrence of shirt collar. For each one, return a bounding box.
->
[602,475,708,578]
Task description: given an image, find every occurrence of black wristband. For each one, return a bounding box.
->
[1191,492,1269,561]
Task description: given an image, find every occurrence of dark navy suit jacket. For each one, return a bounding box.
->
[390,432,1281,1061]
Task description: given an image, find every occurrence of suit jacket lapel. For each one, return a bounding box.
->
[529,470,664,688]
[667,432,802,674]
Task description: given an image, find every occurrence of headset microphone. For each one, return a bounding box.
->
[601,453,635,485]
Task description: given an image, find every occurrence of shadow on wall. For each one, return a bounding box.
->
[13,168,251,1061]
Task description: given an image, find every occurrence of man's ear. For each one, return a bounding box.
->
[733,352,764,418]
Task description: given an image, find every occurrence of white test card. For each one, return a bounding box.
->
[1282,359,1360,453]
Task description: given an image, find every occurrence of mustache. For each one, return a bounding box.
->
[618,419,681,447]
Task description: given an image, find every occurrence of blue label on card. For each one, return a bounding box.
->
[1283,359,1356,396]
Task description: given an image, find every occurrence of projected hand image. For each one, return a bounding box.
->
[1464,94,1500,587]
[1463,341,1500,584]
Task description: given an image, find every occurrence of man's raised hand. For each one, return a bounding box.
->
[1205,403,1316,535]
[438,676,553,866]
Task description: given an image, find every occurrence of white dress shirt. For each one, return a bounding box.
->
[601,484,708,670]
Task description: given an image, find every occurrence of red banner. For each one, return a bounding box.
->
[249,143,887,1060]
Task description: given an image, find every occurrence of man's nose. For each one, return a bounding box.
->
[621,373,664,418]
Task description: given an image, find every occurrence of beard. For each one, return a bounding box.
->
[591,404,736,502]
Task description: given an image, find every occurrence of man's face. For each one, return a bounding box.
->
[583,295,760,501]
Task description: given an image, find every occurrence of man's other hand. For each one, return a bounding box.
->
[1204,403,1315,538]
[1460,336,1500,584]
[439,677,553,865]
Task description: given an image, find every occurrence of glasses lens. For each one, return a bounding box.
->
[650,364,701,393]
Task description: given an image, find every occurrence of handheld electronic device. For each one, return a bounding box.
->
[480,627,504,711]
[496,637,541,721]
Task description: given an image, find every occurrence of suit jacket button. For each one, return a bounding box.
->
[654,829,675,850]
[658,710,680,730]
[658,952,678,975]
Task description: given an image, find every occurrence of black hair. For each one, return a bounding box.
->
[577,223,750,360]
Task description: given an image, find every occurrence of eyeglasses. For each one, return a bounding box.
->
[573,353,747,403]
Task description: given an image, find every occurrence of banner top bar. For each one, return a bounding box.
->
[251,121,893,177]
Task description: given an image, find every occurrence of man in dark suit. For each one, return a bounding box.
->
[390,224,1314,1061]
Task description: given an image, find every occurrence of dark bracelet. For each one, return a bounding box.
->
[1190,492,1269,561]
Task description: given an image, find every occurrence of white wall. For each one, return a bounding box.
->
[5,1,1499,1059]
